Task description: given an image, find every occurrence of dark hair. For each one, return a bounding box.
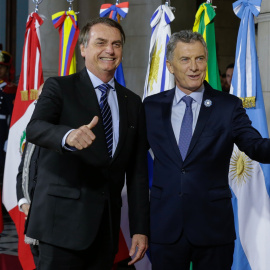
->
[79,17,126,48]
[226,63,234,71]
[166,30,208,62]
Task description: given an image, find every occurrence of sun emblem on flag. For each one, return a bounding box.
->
[149,42,162,92]
[20,130,27,156]
[229,149,253,186]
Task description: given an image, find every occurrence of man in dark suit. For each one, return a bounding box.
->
[26,17,149,270]
[144,30,270,270]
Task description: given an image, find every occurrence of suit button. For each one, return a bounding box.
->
[178,193,183,197]
[101,192,105,195]
[181,169,185,174]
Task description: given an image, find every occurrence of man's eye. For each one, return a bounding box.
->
[197,57,205,62]
[114,43,122,48]
[181,58,189,63]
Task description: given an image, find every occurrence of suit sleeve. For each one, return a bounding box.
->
[126,99,150,237]
[233,98,270,163]
[16,142,28,202]
[26,78,72,153]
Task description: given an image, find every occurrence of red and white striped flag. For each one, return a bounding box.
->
[2,12,44,270]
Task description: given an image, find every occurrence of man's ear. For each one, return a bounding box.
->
[80,44,86,57]
[166,60,174,74]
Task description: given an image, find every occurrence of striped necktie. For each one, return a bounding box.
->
[178,95,193,160]
[98,83,113,158]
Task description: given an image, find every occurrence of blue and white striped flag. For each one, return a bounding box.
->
[229,1,270,269]
[143,4,175,99]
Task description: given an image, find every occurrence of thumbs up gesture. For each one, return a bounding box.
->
[66,116,99,150]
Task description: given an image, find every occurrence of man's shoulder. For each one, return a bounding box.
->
[204,82,240,104]
[47,69,83,83]
[115,81,142,103]
[144,88,175,104]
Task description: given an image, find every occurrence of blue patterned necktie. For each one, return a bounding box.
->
[98,83,113,158]
[178,96,193,160]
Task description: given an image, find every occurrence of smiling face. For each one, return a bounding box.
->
[80,23,123,82]
[166,41,207,95]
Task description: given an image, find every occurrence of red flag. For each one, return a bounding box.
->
[2,12,44,270]
[0,192,3,233]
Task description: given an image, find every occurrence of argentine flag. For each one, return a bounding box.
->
[229,1,270,269]
[143,4,175,99]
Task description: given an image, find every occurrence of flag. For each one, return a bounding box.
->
[229,1,270,269]
[143,4,175,99]
[141,4,176,269]
[99,2,131,265]
[2,12,44,270]
[193,3,222,91]
[0,192,3,233]
[100,2,129,22]
[52,10,80,76]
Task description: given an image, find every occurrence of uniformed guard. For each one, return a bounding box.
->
[0,50,17,183]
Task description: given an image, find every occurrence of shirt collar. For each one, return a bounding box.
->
[174,84,205,105]
[86,69,115,90]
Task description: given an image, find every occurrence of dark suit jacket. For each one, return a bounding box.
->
[25,68,149,252]
[144,81,270,247]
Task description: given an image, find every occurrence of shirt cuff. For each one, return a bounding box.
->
[62,129,77,151]
[18,198,29,212]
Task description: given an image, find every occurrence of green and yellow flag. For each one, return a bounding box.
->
[193,3,221,90]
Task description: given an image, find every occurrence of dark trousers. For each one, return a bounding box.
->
[150,234,234,270]
[30,244,39,269]
[37,206,115,270]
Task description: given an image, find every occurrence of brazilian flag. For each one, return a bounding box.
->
[193,3,222,91]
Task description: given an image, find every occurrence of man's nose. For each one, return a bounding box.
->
[105,44,114,54]
[190,59,198,71]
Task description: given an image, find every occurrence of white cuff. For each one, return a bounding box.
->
[18,198,29,212]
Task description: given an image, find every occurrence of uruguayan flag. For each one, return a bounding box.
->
[143,4,175,99]
[229,1,270,269]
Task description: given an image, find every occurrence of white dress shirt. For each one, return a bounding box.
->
[62,69,119,155]
[171,85,204,143]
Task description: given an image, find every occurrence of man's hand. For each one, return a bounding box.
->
[128,234,148,265]
[21,203,30,217]
[66,116,98,150]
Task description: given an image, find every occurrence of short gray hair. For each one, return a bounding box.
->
[166,30,208,62]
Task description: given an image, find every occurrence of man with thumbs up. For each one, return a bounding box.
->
[26,17,149,270]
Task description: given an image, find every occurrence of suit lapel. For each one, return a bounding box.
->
[162,88,183,162]
[111,81,128,162]
[185,82,215,159]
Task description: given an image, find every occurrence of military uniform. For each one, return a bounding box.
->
[0,51,17,183]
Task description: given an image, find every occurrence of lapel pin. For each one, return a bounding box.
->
[204,99,212,107]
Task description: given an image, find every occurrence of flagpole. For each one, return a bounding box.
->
[165,0,176,12]
[67,0,74,11]
[32,0,43,14]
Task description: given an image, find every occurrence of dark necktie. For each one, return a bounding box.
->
[98,84,113,158]
[178,96,193,160]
